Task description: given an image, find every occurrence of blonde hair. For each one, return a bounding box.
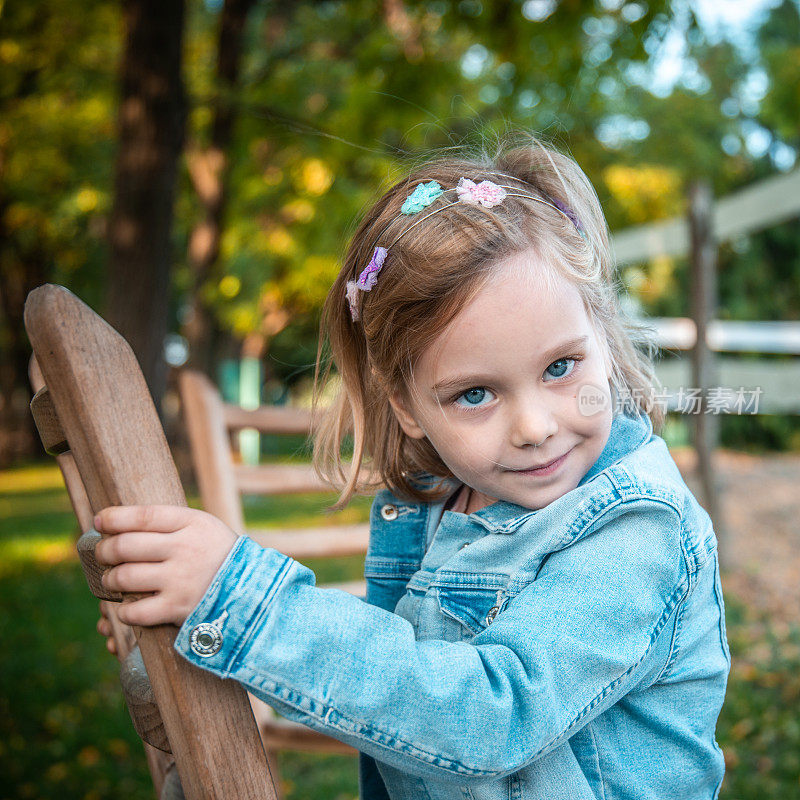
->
[313,131,664,508]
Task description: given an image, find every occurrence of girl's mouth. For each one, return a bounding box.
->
[510,447,574,476]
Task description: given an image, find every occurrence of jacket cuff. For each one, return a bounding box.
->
[173,535,293,676]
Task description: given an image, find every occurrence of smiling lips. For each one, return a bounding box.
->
[510,447,573,475]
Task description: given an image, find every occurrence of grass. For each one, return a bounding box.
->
[1,462,799,799]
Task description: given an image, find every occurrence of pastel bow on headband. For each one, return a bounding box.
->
[345,176,585,321]
[345,246,387,321]
[456,177,507,207]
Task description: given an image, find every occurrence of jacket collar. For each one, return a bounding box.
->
[577,409,653,486]
[445,410,654,534]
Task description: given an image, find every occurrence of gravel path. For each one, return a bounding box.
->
[671,447,800,626]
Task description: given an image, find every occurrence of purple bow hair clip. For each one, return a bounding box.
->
[545,194,586,237]
[346,245,387,321]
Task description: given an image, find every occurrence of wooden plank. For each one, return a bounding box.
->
[30,387,69,455]
[714,166,800,241]
[612,216,689,265]
[28,354,169,794]
[76,529,123,601]
[646,318,800,355]
[25,285,277,800]
[653,358,800,413]
[247,524,369,559]
[234,463,333,495]
[249,702,356,755]
[179,369,246,533]
[612,167,800,265]
[120,646,171,753]
[322,579,366,597]
[688,182,724,559]
[223,403,312,435]
[178,368,368,767]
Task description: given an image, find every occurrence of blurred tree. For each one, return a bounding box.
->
[0,0,119,466]
[181,0,264,376]
[105,0,186,413]
[207,0,681,388]
[3,0,799,462]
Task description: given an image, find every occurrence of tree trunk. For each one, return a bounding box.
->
[0,209,47,466]
[182,0,258,378]
[106,0,186,414]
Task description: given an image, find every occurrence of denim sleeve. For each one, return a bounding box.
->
[174,500,686,782]
[359,513,398,800]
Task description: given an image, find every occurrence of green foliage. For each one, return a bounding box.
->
[717,600,800,797]
[2,0,799,454]
[0,463,366,800]
[0,0,119,311]
[2,463,800,798]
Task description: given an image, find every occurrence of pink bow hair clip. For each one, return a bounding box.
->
[456,177,507,208]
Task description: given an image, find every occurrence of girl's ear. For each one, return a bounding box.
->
[388,393,426,439]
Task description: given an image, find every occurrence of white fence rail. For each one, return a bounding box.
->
[635,318,800,414]
[611,168,800,265]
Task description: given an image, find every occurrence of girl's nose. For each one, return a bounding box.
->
[509,397,558,449]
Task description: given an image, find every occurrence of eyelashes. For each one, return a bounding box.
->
[448,355,585,410]
[454,386,495,409]
[544,355,582,381]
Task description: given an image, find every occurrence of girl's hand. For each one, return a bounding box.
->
[96,600,117,655]
[94,505,238,628]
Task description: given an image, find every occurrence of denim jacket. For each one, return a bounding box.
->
[175,410,730,800]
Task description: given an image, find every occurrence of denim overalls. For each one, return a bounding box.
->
[175,410,730,799]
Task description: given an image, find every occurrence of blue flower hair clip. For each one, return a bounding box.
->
[401,180,443,214]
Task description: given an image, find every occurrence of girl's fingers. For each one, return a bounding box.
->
[102,562,167,594]
[94,505,196,535]
[95,531,173,566]
[97,616,112,636]
[117,595,175,628]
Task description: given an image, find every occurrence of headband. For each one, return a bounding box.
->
[346,176,586,321]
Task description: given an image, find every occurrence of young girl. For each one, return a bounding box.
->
[95,134,730,799]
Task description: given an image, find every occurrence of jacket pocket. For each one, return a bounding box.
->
[364,557,419,612]
[436,585,507,638]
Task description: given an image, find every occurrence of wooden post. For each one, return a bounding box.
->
[688,182,727,569]
[25,285,278,800]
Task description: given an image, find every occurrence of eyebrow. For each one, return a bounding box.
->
[432,335,590,394]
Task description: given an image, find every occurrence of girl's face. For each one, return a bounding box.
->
[390,250,614,512]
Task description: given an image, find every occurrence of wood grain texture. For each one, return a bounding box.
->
[77,529,123,601]
[233,463,333,495]
[30,387,69,455]
[29,354,168,794]
[178,369,245,532]
[25,286,277,800]
[222,402,312,435]
[177,367,369,766]
[120,647,171,753]
[248,524,369,560]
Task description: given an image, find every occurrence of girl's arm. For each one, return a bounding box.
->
[95,501,687,783]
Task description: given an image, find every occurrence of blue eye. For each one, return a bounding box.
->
[544,358,577,381]
[455,387,495,408]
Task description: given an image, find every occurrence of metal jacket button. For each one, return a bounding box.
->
[189,610,228,657]
[380,503,398,521]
